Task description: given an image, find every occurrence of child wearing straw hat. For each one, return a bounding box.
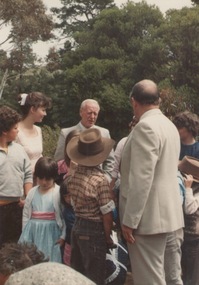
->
[66,128,115,285]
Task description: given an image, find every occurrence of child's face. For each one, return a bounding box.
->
[37,177,54,191]
[64,193,71,205]
[177,127,191,141]
[4,124,19,142]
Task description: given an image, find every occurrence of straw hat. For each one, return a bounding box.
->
[66,128,115,167]
[178,156,199,183]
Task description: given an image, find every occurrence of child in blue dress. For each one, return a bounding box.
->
[19,157,66,263]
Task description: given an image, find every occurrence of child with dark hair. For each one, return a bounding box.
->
[16,92,52,176]
[173,111,199,160]
[0,106,32,249]
[19,157,66,263]
[60,180,75,266]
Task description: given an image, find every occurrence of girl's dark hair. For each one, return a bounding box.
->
[34,157,58,180]
[17,92,52,118]
[60,179,69,206]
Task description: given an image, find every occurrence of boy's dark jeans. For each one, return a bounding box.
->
[0,202,22,248]
[71,217,107,285]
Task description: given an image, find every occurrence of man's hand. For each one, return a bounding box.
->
[55,238,65,247]
[122,224,135,244]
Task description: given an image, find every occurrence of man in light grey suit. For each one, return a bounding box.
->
[119,80,184,285]
[54,99,114,182]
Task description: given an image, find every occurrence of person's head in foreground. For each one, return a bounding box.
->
[4,262,96,285]
[0,242,48,285]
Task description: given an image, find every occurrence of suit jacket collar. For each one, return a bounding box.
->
[140,108,162,121]
[78,121,96,131]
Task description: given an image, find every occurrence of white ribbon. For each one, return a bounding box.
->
[19,93,28,105]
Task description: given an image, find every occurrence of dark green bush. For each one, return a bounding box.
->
[42,124,60,158]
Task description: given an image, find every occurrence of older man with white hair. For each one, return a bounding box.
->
[54,99,114,182]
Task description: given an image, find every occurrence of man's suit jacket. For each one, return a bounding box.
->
[119,109,184,234]
[54,122,114,181]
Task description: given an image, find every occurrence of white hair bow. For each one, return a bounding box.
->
[19,93,28,105]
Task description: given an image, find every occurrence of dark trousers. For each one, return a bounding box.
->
[182,238,199,285]
[71,217,107,285]
[0,202,22,248]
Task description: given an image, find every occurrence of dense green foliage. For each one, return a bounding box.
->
[1,0,199,147]
[42,124,60,157]
[52,0,115,36]
[0,0,53,43]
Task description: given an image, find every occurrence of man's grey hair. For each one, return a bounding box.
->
[80,99,100,110]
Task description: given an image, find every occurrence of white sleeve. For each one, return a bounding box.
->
[111,137,127,179]
[184,188,199,214]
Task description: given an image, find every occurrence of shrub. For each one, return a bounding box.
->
[42,124,60,158]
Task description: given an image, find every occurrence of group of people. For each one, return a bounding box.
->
[0,80,199,285]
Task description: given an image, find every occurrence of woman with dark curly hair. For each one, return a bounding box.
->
[0,242,48,285]
[173,111,199,160]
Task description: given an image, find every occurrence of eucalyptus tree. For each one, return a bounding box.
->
[0,0,54,94]
[51,0,115,37]
[0,0,54,45]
